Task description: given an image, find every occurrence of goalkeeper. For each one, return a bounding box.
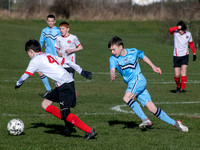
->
[15,39,97,139]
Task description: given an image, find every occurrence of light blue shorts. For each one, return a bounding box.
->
[126,73,152,107]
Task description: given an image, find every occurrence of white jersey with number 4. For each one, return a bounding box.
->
[25,52,82,87]
[173,31,193,57]
[55,34,81,68]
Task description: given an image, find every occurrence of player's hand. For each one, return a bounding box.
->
[58,53,62,57]
[111,75,117,81]
[57,49,62,57]
[65,49,73,54]
[81,70,92,79]
[153,67,162,75]
[193,55,196,61]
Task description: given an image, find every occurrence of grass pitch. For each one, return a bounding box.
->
[0,19,200,150]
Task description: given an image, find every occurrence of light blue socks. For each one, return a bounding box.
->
[154,107,176,126]
[40,75,51,91]
[127,99,148,120]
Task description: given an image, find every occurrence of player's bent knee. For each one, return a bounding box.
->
[175,74,180,78]
[38,72,44,76]
[41,99,53,110]
[61,108,70,120]
[123,92,136,103]
[123,95,135,103]
[123,96,129,103]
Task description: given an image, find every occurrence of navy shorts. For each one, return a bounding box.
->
[46,81,76,109]
[173,55,189,68]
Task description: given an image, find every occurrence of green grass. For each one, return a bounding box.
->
[0,19,200,150]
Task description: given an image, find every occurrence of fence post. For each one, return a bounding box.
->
[8,0,11,15]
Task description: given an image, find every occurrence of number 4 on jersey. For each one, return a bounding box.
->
[47,55,59,65]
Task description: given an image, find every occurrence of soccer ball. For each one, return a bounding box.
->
[7,119,24,135]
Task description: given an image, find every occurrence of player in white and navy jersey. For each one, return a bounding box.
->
[55,22,83,78]
[15,39,97,139]
[39,14,61,98]
[169,20,196,93]
[108,36,188,132]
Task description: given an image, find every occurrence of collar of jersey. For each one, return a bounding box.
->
[62,33,70,38]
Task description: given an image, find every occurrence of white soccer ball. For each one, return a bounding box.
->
[7,119,24,135]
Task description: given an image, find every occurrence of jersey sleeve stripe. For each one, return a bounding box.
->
[77,43,81,47]
[55,46,60,50]
[189,41,196,54]
[175,48,178,56]
[25,71,33,76]
[61,58,65,66]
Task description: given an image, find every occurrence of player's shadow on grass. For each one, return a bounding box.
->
[170,89,178,93]
[30,123,81,138]
[108,120,138,129]
[170,89,188,93]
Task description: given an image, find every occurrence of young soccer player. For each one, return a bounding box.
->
[169,20,196,93]
[55,21,83,78]
[55,21,83,134]
[39,14,61,97]
[15,39,97,139]
[108,36,188,132]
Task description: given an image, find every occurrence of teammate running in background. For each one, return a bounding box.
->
[108,36,188,132]
[55,21,83,78]
[169,20,196,93]
[15,39,97,139]
[39,14,61,97]
[55,21,83,135]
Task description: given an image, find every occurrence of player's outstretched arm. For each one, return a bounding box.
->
[62,57,92,79]
[110,68,117,81]
[15,73,29,89]
[54,56,92,79]
[143,56,162,75]
[81,70,92,79]
[54,56,82,74]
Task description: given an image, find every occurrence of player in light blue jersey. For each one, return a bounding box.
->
[39,14,61,98]
[108,36,188,132]
[40,15,61,56]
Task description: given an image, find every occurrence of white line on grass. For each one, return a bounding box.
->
[2,101,200,117]
[2,70,200,75]
[2,112,200,117]
[111,101,200,114]
[1,112,119,117]
[1,78,200,84]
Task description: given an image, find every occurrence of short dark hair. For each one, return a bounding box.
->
[108,36,124,48]
[47,14,56,20]
[25,39,41,52]
[177,20,187,31]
